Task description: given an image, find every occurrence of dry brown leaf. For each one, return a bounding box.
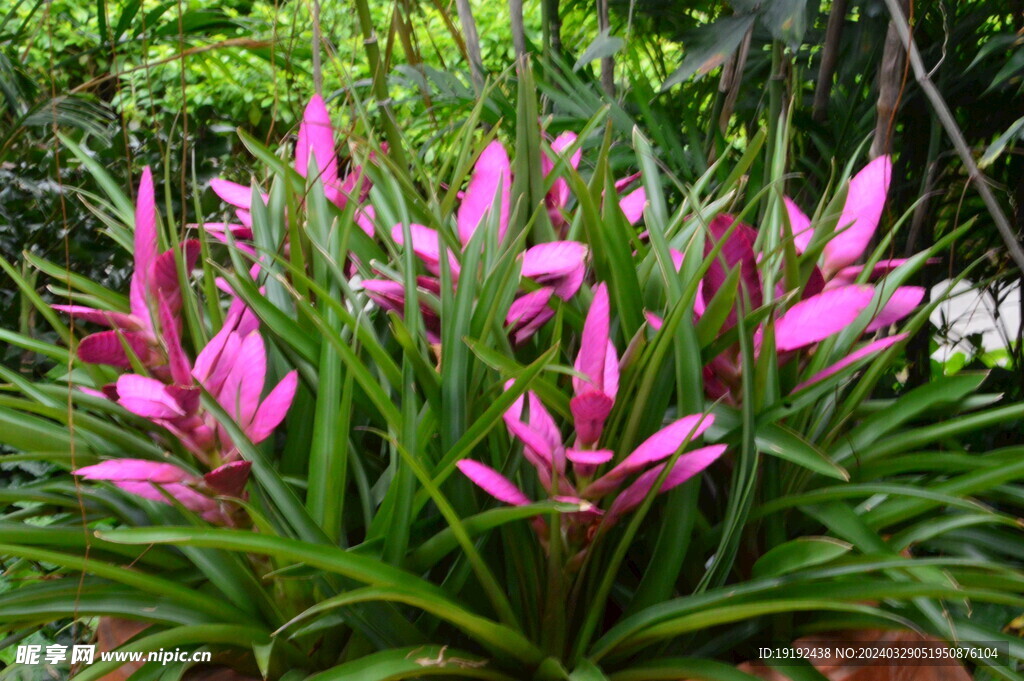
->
[94,617,150,681]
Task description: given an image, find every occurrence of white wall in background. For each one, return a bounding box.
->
[929,278,1021,364]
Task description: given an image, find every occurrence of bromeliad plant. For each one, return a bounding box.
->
[52,168,296,525]
[1,83,1023,681]
[458,283,726,567]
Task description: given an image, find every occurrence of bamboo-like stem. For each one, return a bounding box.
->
[761,41,786,214]
[881,0,1024,274]
[542,0,562,61]
[510,0,527,59]
[394,0,436,125]
[455,0,486,94]
[597,0,614,96]
[353,0,408,168]
[812,0,848,122]
[311,0,322,95]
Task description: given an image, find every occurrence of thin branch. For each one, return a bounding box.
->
[69,39,274,94]
[881,0,1024,274]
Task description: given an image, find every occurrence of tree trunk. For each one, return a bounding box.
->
[870,0,909,158]
[812,0,848,122]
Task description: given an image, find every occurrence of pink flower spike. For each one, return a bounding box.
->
[355,205,376,237]
[618,186,647,225]
[509,288,554,320]
[831,258,914,286]
[521,242,588,281]
[794,334,907,392]
[782,197,814,253]
[78,386,108,400]
[510,309,556,346]
[506,288,554,327]
[157,296,192,386]
[503,380,525,420]
[614,172,641,193]
[618,413,714,472]
[203,461,252,497]
[77,330,154,368]
[645,311,664,331]
[391,223,460,278]
[361,279,405,310]
[216,332,267,428]
[51,305,141,331]
[550,131,581,167]
[589,413,715,497]
[566,448,613,478]
[864,286,926,332]
[202,332,243,398]
[574,283,611,395]
[247,370,298,444]
[193,301,246,387]
[554,262,587,303]
[116,374,186,419]
[670,249,685,272]
[74,459,192,484]
[210,179,259,211]
[295,95,340,194]
[824,155,892,275]
[76,458,223,519]
[201,223,254,241]
[505,417,555,465]
[570,390,614,446]
[772,285,874,352]
[702,215,763,327]
[606,444,727,520]
[602,341,620,399]
[114,481,219,518]
[129,167,158,326]
[527,392,562,451]
[457,459,531,506]
[565,448,614,466]
[150,240,201,314]
[361,279,443,343]
[457,140,511,245]
[502,389,563,487]
[544,132,581,226]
